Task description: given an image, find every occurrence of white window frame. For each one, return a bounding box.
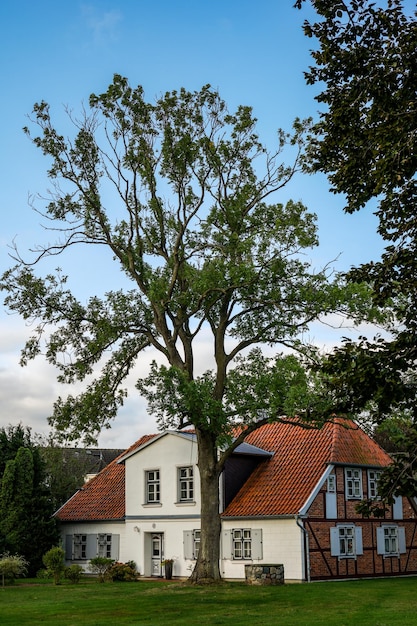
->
[327,474,336,493]
[73,534,87,560]
[345,467,363,499]
[178,466,194,502]
[377,525,406,557]
[145,469,160,503]
[368,469,382,500]
[330,525,363,559]
[97,533,112,558]
[232,528,252,560]
[183,529,200,560]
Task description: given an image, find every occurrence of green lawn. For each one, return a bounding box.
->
[1,577,416,625]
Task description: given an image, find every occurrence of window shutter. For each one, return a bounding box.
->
[355,527,363,555]
[326,492,337,519]
[376,527,385,555]
[251,529,263,560]
[183,530,194,559]
[111,534,120,560]
[393,496,403,520]
[65,535,73,560]
[398,527,406,554]
[86,534,97,559]
[330,527,340,556]
[222,530,232,559]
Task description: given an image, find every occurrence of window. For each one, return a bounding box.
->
[98,534,112,558]
[66,534,119,561]
[330,525,363,559]
[178,466,194,501]
[73,534,87,560]
[338,526,355,557]
[368,470,381,499]
[345,468,363,499]
[377,525,406,557]
[193,530,201,559]
[327,474,336,493]
[183,529,200,560]
[146,469,160,503]
[232,529,252,559]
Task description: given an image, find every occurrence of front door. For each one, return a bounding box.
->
[151,533,163,576]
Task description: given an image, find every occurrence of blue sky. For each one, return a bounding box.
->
[0,0,393,447]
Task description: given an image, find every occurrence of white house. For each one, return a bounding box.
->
[56,419,417,581]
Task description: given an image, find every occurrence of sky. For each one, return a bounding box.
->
[0,0,394,449]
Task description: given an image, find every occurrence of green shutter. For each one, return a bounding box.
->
[376,527,385,555]
[355,527,363,555]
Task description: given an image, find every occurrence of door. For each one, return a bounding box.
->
[151,533,163,576]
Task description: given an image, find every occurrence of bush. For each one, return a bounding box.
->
[65,564,84,584]
[108,562,137,582]
[0,552,28,587]
[42,546,65,585]
[88,557,114,582]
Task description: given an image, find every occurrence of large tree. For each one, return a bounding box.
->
[296,0,417,499]
[1,76,372,582]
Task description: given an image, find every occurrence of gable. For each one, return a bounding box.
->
[223,418,392,518]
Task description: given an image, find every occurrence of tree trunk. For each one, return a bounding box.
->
[189,428,222,584]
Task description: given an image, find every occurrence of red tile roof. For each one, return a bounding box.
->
[222,418,392,518]
[56,419,391,522]
[55,434,156,521]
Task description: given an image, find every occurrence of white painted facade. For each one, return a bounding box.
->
[60,431,304,580]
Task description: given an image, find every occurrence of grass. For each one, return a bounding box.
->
[1,577,416,625]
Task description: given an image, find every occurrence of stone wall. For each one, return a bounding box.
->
[245,564,284,585]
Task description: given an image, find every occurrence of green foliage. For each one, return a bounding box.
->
[88,557,114,582]
[107,562,137,582]
[297,0,417,503]
[65,564,84,583]
[0,76,377,582]
[0,552,28,586]
[0,436,59,576]
[42,547,65,585]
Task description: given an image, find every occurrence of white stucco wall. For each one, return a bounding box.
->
[220,518,304,581]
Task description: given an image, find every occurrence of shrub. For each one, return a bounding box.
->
[65,564,84,584]
[0,552,28,587]
[42,546,65,585]
[88,557,114,582]
[108,562,137,582]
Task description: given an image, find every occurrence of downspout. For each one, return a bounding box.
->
[296,516,310,583]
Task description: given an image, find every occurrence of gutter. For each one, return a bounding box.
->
[296,516,310,583]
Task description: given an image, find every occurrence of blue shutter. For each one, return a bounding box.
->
[326,492,337,519]
[330,527,340,556]
[398,527,406,554]
[393,496,403,520]
[111,534,120,560]
[376,527,385,554]
[251,529,263,560]
[355,527,363,555]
